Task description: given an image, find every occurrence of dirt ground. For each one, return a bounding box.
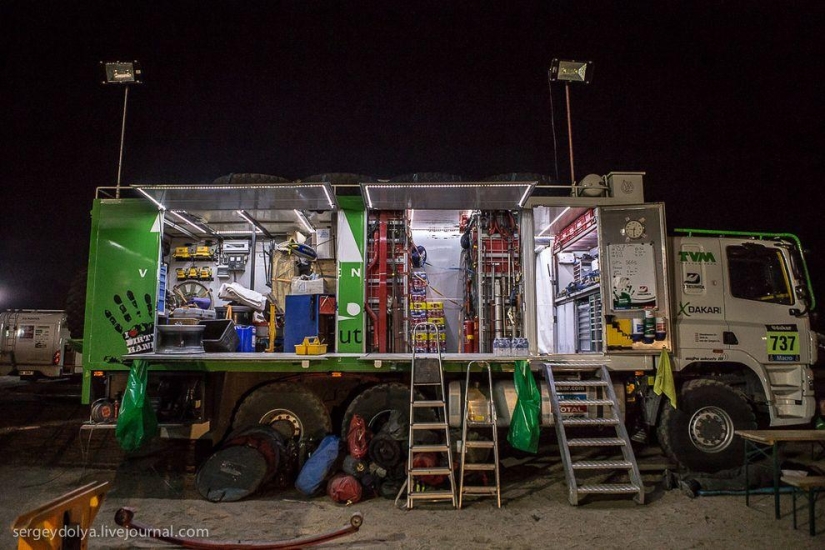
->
[1,377,823,549]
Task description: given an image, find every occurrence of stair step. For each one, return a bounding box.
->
[559,399,613,407]
[577,483,640,495]
[567,437,626,447]
[408,490,455,501]
[411,444,450,453]
[561,417,619,426]
[409,467,452,476]
[461,486,499,495]
[413,400,447,408]
[463,440,495,449]
[465,420,495,427]
[462,463,496,471]
[553,380,608,387]
[411,422,449,430]
[547,366,604,373]
[572,460,632,470]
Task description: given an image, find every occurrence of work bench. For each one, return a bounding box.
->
[736,429,825,524]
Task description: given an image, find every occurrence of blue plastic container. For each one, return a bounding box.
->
[235,325,254,352]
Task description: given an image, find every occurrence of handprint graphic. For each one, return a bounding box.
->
[105,290,155,354]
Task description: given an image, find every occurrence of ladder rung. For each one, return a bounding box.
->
[408,490,455,501]
[559,399,612,407]
[413,381,443,386]
[461,486,499,495]
[463,440,495,449]
[462,463,496,471]
[561,417,618,426]
[413,400,446,408]
[567,437,626,447]
[577,483,640,495]
[572,460,632,470]
[465,420,495,427]
[412,422,448,430]
[548,366,604,373]
[553,380,608,387]
[411,444,450,453]
[410,467,452,476]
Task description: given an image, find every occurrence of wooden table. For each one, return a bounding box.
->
[736,430,825,520]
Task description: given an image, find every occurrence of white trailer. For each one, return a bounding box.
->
[0,310,79,378]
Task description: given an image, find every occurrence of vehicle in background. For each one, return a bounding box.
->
[0,310,80,379]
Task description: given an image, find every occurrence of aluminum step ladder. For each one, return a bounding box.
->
[406,323,457,509]
[543,362,645,505]
[458,361,501,508]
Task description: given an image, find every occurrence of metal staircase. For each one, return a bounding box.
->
[458,361,501,508]
[406,323,457,509]
[543,362,644,505]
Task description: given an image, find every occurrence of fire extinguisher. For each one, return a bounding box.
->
[463,320,475,353]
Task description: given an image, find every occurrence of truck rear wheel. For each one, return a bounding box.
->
[657,379,756,473]
[232,383,331,445]
[341,383,432,438]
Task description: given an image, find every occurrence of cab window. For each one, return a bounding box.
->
[727,245,793,305]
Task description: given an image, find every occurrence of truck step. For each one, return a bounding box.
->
[577,483,640,495]
[572,460,632,470]
[567,437,626,447]
[554,380,608,387]
[561,417,619,426]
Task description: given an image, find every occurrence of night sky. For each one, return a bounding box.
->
[1,1,823,318]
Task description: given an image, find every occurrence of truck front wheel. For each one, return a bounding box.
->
[232,383,332,445]
[657,379,756,473]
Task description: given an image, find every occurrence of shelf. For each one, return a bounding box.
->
[556,284,601,304]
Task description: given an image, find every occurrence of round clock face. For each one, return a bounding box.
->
[624,220,645,239]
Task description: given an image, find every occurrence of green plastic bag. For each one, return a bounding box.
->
[507,360,540,453]
[115,360,158,451]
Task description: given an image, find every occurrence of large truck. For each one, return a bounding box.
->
[1,309,79,378]
[77,171,818,473]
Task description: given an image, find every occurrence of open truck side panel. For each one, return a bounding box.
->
[79,173,818,472]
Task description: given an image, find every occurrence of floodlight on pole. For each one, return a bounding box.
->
[549,58,593,186]
[100,61,143,198]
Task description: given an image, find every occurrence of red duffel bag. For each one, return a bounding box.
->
[347,414,370,459]
[327,473,363,504]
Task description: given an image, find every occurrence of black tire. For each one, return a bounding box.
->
[232,383,331,445]
[341,382,432,439]
[657,379,756,473]
[65,268,87,339]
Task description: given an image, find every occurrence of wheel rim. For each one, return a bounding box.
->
[688,405,735,453]
[259,409,303,440]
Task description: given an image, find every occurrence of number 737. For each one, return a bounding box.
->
[769,335,796,352]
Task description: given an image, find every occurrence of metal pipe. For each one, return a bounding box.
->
[116,85,129,198]
[565,82,575,186]
[249,231,257,291]
[476,216,486,352]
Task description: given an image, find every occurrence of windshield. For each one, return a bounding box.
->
[727,244,793,305]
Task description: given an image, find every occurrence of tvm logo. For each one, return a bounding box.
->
[679,251,716,263]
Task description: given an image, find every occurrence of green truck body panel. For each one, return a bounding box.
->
[81,199,161,403]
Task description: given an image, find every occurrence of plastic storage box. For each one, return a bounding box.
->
[199,319,240,352]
